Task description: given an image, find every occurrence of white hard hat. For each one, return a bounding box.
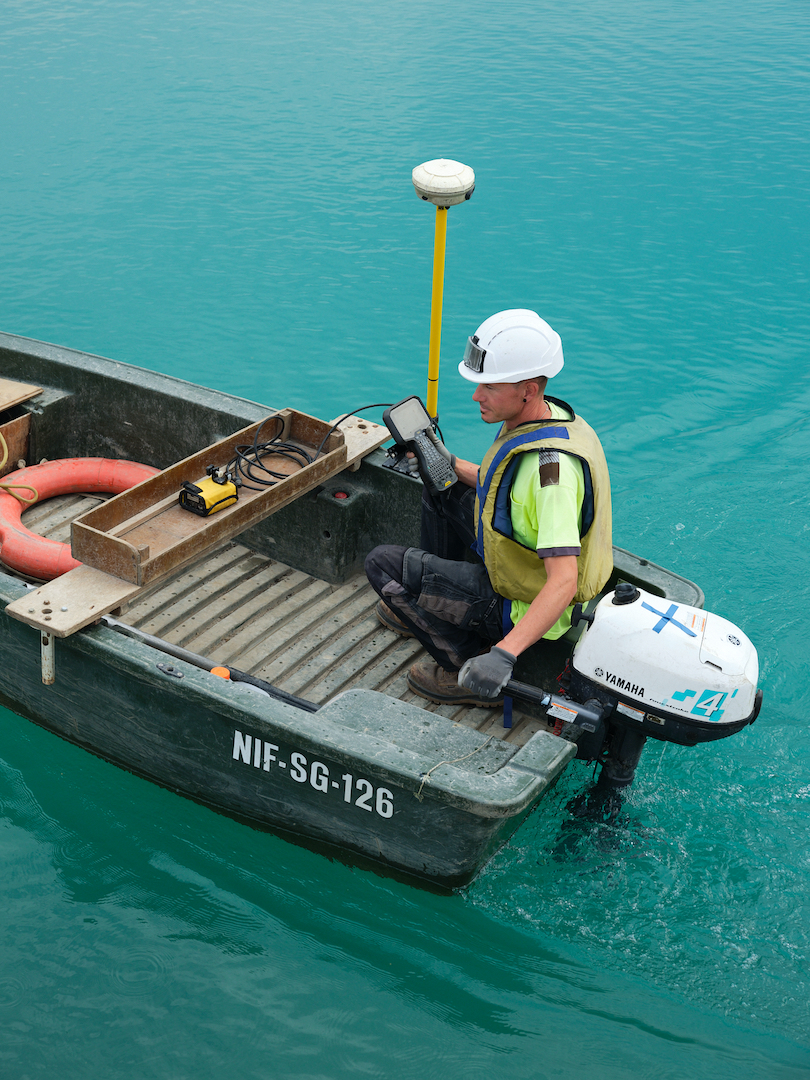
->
[458,309,564,383]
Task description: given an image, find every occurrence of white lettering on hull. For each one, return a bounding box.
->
[232,730,395,818]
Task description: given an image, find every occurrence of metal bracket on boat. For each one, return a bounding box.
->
[40,631,55,685]
[156,662,184,679]
[14,584,55,685]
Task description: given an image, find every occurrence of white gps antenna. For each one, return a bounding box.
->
[412,159,475,417]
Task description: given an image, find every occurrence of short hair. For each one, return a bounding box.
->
[519,376,547,394]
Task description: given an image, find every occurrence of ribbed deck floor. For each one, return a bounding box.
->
[19,493,551,747]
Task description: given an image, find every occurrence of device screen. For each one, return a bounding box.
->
[384,396,432,443]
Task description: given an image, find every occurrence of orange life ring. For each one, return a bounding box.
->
[0,458,160,580]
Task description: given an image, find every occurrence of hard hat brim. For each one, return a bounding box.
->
[458,357,564,384]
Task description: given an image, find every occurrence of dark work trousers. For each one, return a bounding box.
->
[364,484,506,672]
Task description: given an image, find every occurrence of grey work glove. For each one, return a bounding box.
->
[458,646,517,698]
[404,453,420,477]
[424,425,456,470]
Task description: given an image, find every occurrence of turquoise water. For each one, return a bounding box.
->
[2,0,810,1075]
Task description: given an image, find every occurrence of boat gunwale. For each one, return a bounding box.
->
[0,330,272,419]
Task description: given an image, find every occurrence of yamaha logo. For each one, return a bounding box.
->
[600,665,652,699]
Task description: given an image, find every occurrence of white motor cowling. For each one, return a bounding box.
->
[569,583,761,746]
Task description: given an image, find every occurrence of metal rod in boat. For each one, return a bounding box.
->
[101,616,320,713]
[412,159,475,418]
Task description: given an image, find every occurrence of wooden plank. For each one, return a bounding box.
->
[108,492,179,536]
[329,415,390,471]
[0,414,32,477]
[22,493,89,532]
[71,409,347,586]
[0,379,42,413]
[5,565,140,637]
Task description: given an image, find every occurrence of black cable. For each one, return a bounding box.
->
[226,413,317,491]
[312,402,394,460]
[224,399,447,491]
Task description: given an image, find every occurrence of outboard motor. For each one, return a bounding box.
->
[508,582,762,793]
[569,582,761,787]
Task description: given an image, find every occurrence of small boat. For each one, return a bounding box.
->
[0,332,760,889]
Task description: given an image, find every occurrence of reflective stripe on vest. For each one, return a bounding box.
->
[473,401,613,609]
[474,425,570,558]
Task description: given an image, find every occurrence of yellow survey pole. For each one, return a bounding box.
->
[412,159,475,419]
[426,206,448,418]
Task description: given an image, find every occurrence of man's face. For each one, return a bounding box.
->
[471,381,526,426]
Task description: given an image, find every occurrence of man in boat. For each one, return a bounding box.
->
[364,308,613,707]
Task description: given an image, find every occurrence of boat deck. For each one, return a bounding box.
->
[19,493,551,747]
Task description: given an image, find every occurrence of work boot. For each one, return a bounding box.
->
[406,659,503,707]
[375,599,415,638]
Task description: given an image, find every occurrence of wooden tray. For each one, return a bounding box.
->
[71,409,346,587]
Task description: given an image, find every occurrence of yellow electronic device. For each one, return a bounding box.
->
[179,466,238,517]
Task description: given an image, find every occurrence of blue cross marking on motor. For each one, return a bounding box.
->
[641,601,697,637]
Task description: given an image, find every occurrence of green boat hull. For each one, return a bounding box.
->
[0,332,702,887]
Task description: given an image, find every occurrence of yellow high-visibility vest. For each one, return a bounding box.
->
[473,397,613,610]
